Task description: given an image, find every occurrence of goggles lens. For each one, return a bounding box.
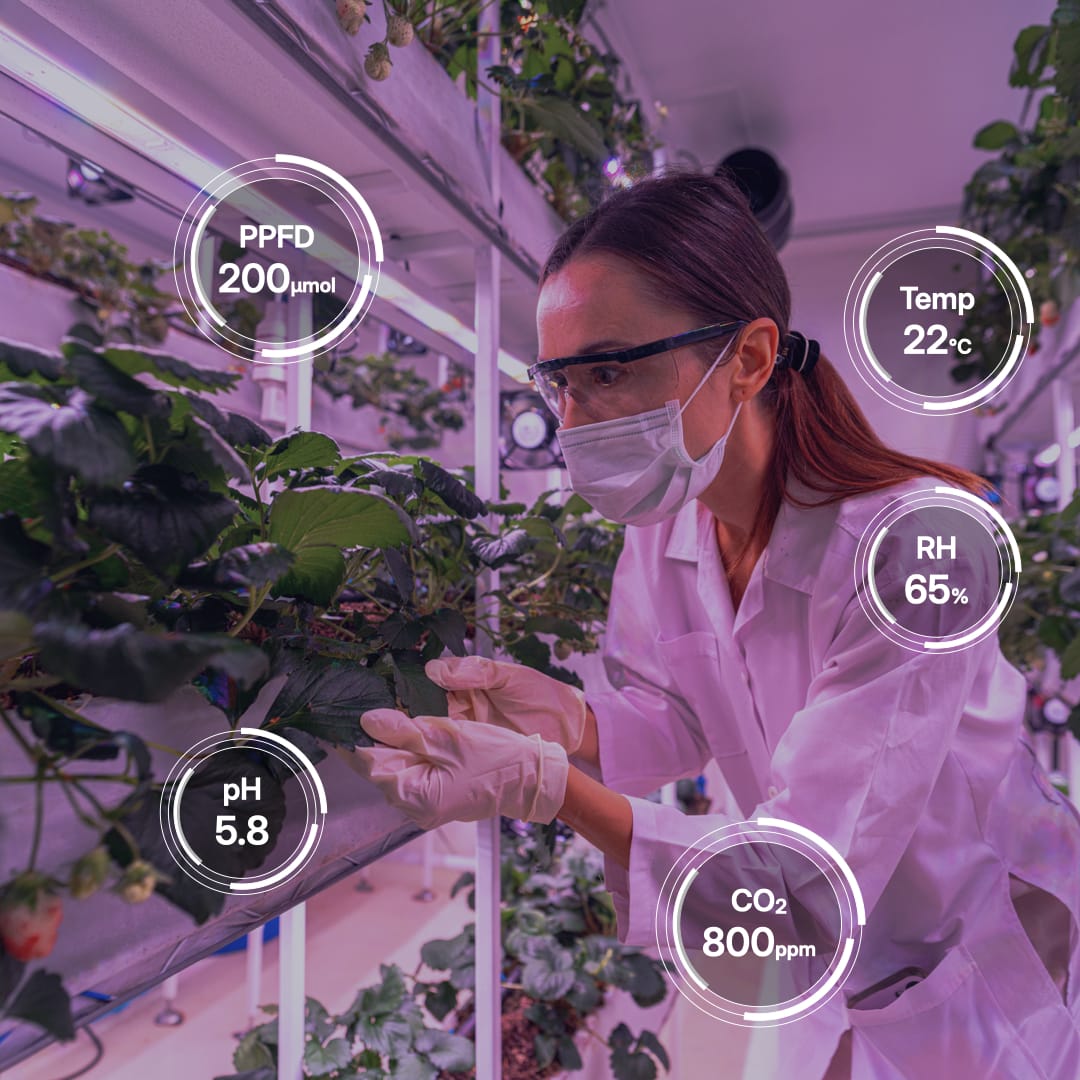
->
[534,351,681,424]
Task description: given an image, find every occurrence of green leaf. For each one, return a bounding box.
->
[535,1033,557,1068]
[265,653,394,746]
[393,1057,437,1080]
[268,487,412,606]
[0,457,39,518]
[1038,615,1074,653]
[557,1034,583,1070]
[181,393,271,449]
[417,459,485,519]
[522,95,608,161]
[233,1029,276,1072]
[263,432,341,477]
[973,120,1020,150]
[0,383,135,486]
[522,941,577,1000]
[507,633,551,671]
[66,348,171,417]
[390,649,449,717]
[88,464,238,576]
[1061,633,1080,680]
[304,1036,352,1076]
[33,621,268,702]
[1011,25,1051,88]
[522,615,586,641]
[1059,567,1080,606]
[0,610,33,661]
[0,340,64,383]
[424,608,468,656]
[471,528,531,568]
[179,543,295,589]
[414,1029,474,1071]
[610,1047,658,1080]
[622,952,667,1008]
[637,1030,670,1071]
[101,346,236,392]
[5,969,74,1042]
[423,980,457,1022]
[0,513,51,611]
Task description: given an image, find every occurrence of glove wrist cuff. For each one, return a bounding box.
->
[526,735,570,824]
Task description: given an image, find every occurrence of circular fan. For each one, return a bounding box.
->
[500,390,563,470]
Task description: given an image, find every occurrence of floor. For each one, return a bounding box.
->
[2,832,755,1080]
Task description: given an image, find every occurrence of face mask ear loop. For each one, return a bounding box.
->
[676,335,737,419]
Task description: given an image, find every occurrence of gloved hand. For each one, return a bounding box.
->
[424,656,587,754]
[339,708,570,830]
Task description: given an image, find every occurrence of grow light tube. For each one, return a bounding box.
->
[0,24,532,380]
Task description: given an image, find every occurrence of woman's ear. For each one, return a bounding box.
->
[730,318,780,400]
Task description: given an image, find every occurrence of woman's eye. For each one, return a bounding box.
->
[590,365,621,387]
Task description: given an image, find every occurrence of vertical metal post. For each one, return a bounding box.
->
[278,276,314,1080]
[285,285,314,432]
[245,926,264,1029]
[277,903,307,1080]
[475,4,504,1075]
[1051,376,1080,800]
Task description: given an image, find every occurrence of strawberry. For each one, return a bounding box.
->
[387,14,414,47]
[69,846,110,900]
[365,42,392,81]
[1041,299,1060,327]
[336,0,366,36]
[0,873,63,962]
[116,860,158,904]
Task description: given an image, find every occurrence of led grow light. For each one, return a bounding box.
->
[0,23,532,380]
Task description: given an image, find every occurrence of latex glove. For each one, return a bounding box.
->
[341,708,569,830]
[424,656,587,754]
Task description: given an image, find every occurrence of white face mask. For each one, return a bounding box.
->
[556,340,742,526]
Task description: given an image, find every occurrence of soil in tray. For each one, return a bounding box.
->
[440,989,590,1080]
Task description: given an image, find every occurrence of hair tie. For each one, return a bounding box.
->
[780,331,820,376]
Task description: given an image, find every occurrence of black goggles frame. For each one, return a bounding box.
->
[527,319,748,382]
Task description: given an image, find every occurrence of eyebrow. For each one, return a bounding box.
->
[536,338,630,363]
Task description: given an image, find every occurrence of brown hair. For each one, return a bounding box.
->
[538,166,989,561]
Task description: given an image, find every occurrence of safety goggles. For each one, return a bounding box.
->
[528,320,747,423]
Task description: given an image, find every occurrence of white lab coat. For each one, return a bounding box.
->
[586,475,1080,1079]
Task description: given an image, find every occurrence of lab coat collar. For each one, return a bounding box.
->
[662,475,839,596]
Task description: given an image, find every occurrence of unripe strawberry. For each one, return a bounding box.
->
[387,14,414,47]
[69,846,110,900]
[0,873,63,961]
[365,42,392,81]
[336,0,366,36]
[116,860,157,904]
[1041,299,1060,327]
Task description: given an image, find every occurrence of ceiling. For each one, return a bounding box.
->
[587,0,1054,237]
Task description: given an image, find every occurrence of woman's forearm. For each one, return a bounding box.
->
[570,702,600,772]
[557,764,632,870]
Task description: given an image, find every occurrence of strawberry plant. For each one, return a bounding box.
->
[219,821,670,1080]
[0,317,609,1044]
[956,1,1080,382]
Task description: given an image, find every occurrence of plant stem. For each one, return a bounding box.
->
[50,542,122,584]
[229,582,272,637]
[27,764,45,872]
[0,705,39,763]
[142,415,156,463]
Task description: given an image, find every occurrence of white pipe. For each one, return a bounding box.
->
[473,246,503,1080]
[285,270,314,432]
[245,926,264,1029]
[474,4,503,1072]
[277,903,306,1080]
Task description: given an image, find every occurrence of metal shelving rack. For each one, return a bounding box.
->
[0,1,568,1075]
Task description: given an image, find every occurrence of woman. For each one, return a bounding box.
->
[348,170,1080,1078]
